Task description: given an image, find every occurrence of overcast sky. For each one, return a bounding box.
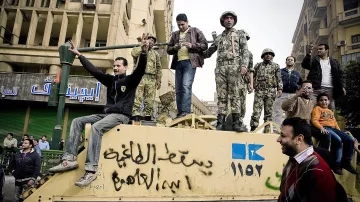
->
[171,0,303,127]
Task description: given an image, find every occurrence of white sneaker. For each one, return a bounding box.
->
[74,172,97,187]
[48,160,78,173]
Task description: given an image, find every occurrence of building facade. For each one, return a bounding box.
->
[291,0,360,78]
[0,0,211,143]
[202,92,218,115]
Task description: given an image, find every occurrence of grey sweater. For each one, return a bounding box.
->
[281,95,315,123]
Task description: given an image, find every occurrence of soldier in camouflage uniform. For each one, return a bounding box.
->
[249,48,283,133]
[204,11,250,132]
[238,30,253,127]
[132,35,162,121]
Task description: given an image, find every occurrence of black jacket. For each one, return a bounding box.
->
[79,53,147,117]
[10,149,41,181]
[301,54,345,99]
[281,68,302,93]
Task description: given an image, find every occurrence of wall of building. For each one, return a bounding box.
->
[0,0,212,140]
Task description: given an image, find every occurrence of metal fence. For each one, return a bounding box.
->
[0,149,64,174]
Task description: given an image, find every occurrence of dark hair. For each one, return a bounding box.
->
[24,139,34,147]
[301,80,312,85]
[318,43,329,50]
[317,92,329,101]
[42,135,47,138]
[176,13,188,22]
[286,56,296,63]
[24,134,29,138]
[115,57,128,66]
[8,133,13,137]
[282,117,312,145]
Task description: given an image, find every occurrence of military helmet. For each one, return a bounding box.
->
[261,48,275,59]
[220,11,237,27]
[240,29,250,41]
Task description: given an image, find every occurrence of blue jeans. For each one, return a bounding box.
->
[62,114,129,172]
[175,60,196,114]
[325,127,355,163]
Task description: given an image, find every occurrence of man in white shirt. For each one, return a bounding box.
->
[38,135,50,150]
[3,133,17,149]
[301,43,346,111]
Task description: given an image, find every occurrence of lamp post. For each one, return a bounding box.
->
[51,42,75,149]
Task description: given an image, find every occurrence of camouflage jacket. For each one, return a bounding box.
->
[132,47,162,81]
[251,61,283,91]
[204,28,249,68]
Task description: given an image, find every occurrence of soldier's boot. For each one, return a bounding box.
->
[133,116,141,122]
[250,126,257,132]
[232,113,247,132]
[264,125,271,133]
[144,116,152,121]
[240,122,249,132]
[216,114,226,131]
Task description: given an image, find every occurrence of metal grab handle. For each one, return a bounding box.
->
[252,121,281,134]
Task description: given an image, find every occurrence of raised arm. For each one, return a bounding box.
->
[68,40,113,87]
[301,54,313,70]
[120,33,149,89]
[281,95,298,112]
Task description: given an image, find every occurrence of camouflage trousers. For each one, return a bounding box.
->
[215,65,241,114]
[239,86,247,120]
[250,88,276,130]
[132,74,156,117]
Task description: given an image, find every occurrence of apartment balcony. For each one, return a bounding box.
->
[309,16,321,31]
[313,0,328,18]
[314,28,329,44]
[339,7,360,25]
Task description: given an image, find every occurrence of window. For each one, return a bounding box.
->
[351,34,360,43]
[101,0,112,4]
[86,40,107,47]
[343,0,359,11]
[341,52,360,65]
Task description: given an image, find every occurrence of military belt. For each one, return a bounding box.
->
[217,60,239,66]
[256,83,276,90]
[144,73,156,78]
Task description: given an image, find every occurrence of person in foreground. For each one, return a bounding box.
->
[49,34,150,187]
[10,139,41,202]
[277,117,346,202]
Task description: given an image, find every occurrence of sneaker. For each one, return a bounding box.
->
[333,164,343,175]
[48,160,79,173]
[342,161,358,175]
[75,172,97,187]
